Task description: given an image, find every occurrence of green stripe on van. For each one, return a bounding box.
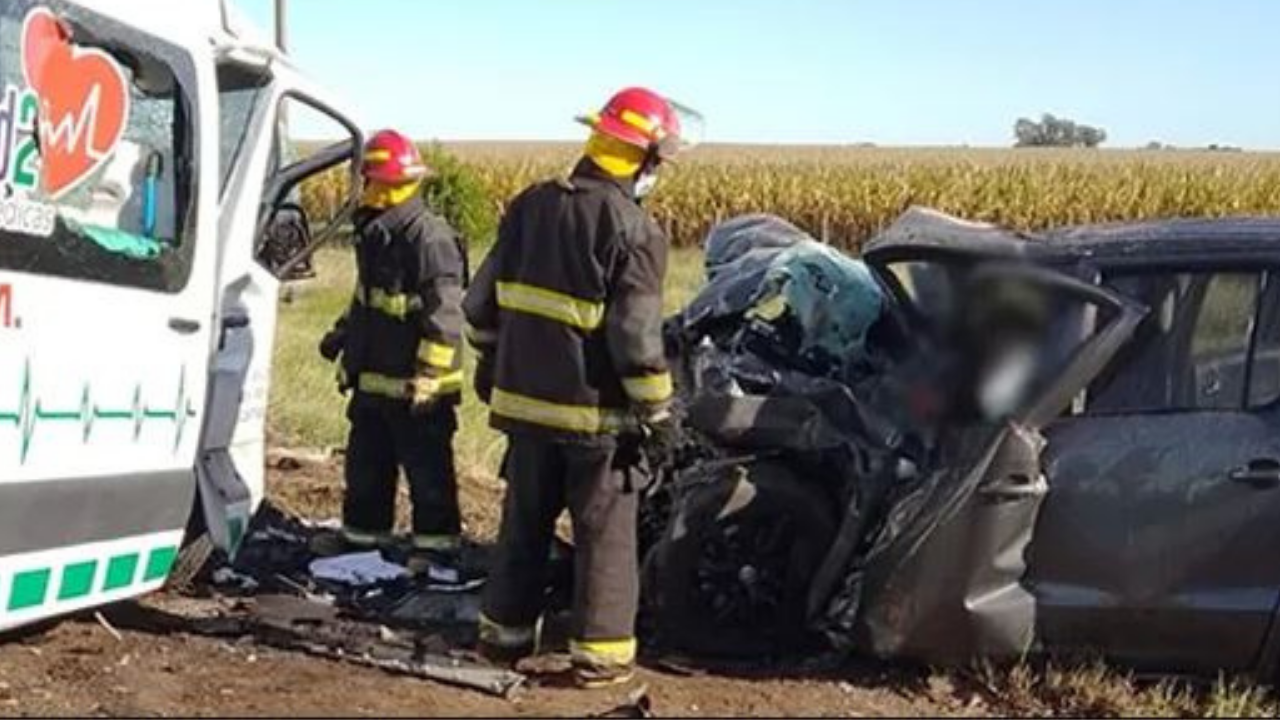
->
[143,546,177,582]
[58,560,98,600]
[2,543,179,617]
[9,569,51,610]
[103,553,140,591]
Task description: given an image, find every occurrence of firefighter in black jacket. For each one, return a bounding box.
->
[464,88,698,687]
[314,130,467,575]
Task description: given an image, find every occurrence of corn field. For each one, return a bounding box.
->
[301,143,1280,252]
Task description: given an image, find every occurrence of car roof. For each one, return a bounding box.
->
[1039,216,1280,259]
[864,207,1280,266]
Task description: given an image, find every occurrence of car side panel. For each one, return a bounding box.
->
[1030,409,1280,673]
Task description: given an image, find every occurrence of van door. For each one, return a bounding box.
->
[198,63,360,553]
[0,1,219,627]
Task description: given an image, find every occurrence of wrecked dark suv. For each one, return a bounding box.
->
[640,209,1280,677]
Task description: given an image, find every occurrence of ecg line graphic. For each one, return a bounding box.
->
[0,360,198,463]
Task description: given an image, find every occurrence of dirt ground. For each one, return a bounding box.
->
[11,606,1262,718]
[0,454,998,718]
[0,604,986,717]
[1,454,1268,718]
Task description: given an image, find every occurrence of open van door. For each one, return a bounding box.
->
[198,57,361,554]
[0,1,221,627]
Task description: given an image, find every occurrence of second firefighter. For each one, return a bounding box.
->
[316,129,469,577]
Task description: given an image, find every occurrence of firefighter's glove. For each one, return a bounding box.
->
[319,327,346,362]
[640,409,681,471]
[409,376,444,415]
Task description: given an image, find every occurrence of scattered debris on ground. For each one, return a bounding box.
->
[180,503,526,698]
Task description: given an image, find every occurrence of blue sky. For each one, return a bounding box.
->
[234,0,1279,149]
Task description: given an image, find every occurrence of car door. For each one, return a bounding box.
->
[0,1,219,627]
[852,253,1145,664]
[198,60,361,554]
[1030,267,1280,673]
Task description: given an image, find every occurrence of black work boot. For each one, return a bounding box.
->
[477,613,539,668]
[476,639,536,668]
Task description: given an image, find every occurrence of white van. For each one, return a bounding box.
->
[0,0,360,631]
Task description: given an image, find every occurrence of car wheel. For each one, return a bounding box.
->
[166,533,215,590]
[647,462,838,657]
[166,503,217,591]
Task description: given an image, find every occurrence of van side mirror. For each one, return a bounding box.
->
[254,93,364,282]
[257,202,315,281]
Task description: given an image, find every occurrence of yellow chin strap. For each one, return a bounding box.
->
[584,131,646,178]
[362,179,423,210]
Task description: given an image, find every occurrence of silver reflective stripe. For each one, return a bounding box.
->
[479,612,540,649]
[412,534,461,551]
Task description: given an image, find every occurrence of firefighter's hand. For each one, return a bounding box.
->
[319,328,345,362]
[640,409,681,470]
[409,376,442,415]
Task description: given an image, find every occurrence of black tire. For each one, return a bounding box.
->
[166,533,215,590]
[165,501,217,591]
[647,462,838,658]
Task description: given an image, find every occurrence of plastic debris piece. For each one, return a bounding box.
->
[309,551,407,586]
[212,566,260,591]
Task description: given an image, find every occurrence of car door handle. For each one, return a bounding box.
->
[168,317,202,335]
[1228,459,1280,489]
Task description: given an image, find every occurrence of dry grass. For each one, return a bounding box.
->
[958,660,1278,717]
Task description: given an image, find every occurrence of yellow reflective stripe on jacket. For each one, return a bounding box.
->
[621,371,674,404]
[495,282,604,331]
[570,637,637,666]
[418,340,456,369]
[354,284,423,320]
[490,388,628,434]
[358,372,410,398]
[357,371,463,399]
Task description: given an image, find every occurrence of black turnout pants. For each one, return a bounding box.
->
[482,435,639,644]
[343,397,461,539]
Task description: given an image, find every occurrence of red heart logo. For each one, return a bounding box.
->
[21,7,130,200]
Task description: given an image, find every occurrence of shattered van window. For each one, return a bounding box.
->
[217,63,269,195]
[0,0,198,292]
[1089,271,1259,413]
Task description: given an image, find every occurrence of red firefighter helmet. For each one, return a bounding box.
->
[577,87,689,160]
[361,129,428,184]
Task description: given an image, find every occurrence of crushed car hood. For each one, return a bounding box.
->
[656,209,1147,665]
